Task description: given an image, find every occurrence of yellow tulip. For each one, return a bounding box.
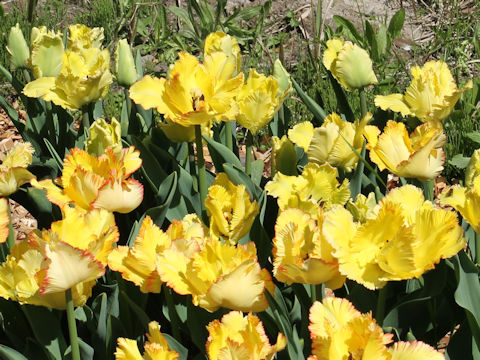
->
[309,297,392,360]
[204,31,242,73]
[157,238,273,312]
[289,113,371,172]
[31,146,143,213]
[0,142,35,197]
[27,26,64,78]
[0,198,9,244]
[388,341,445,360]
[364,120,446,181]
[273,208,345,289]
[323,185,465,289]
[206,311,286,360]
[323,38,377,91]
[85,117,122,156]
[130,51,243,127]
[0,206,118,309]
[205,173,259,244]
[465,149,480,188]
[23,46,113,110]
[6,23,29,70]
[115,38,138,87]
[235,69,280,134]
[439,175,480,234]
[265,162,350,215]
[115,321,180,360]
[67,24,104,51]
[108,214,207,293]
[375,60,473,123]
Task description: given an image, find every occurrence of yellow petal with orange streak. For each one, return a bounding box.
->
[0,198,9,244]
[39,242,105,294]
[94,178,143,213]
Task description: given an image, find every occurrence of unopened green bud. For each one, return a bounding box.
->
[85,117,122,156]
[273,59,292,97]
[115,39,138,87]
[6,24,30,70]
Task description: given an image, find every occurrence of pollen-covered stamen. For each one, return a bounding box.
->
[190,88,205,111]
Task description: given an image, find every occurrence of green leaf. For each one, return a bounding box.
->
[291,78,326,123]
[452,251,480,348]
[203,134,243,169]
[146,172,178,227]
[43,139,64,171]
[64,339,94,360]
[92,293,110,360]
[365,20,378,61]
[222,164,263,201]
[376,24,388,58]
[163,334,188,360]
[449,154,471,169]
[467,131,480,144]
[22,305,66,360]
[250,159,264,187]
[333,15,364,45]
[388,8,405,40]
[0,345,29,360]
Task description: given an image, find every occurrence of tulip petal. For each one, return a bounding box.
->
[129,75,167,111]
[94,178,143,213]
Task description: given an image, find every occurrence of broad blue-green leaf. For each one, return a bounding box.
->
[163,334,188,360]
[291,78,326,123]
[449,154,470,169]
[333,15,364,45]
[22,305,66,360]
[0,345,29,360]
[146,172,178,227]
[203,135,242,169]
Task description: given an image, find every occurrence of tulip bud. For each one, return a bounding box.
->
[323,38,377,91]
[273,59,292,99]
[85,117,122,156]
[204,31,241,73]
[6,23,30,70]
[115,39,138,87]
[272,135,297,176]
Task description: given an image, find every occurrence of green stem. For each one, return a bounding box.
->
[475,232,480,265]
[6,200,14,250]
[124,88,132,121]
[188,141,198,191]
[359,88,368,117]
[65,288,80,360]
[421,180,434,201]
[224,121,233,152]
[245,131,253,175]
[375,287,387,326]
[81,104,91,134]
[194,125,207,219]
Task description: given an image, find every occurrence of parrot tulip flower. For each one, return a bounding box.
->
[204,31,242,73]
[308,297,445,360]
[27,26,64,79]
[31,146,143,213]
[323,185,465,289]
[157,239,274,312]
[273,208,345,289]
[289,112,371,172]
[67,24,104,51]
[439,175,480,234]
[308,297,392,360]
[0,206,118,309]
[115,321,180,360]
[0,142,35,197]
[364,120,446,181]
[323,38,378,91]
[85,117,122,156]
[108,214,207,293]
[130,51,243,126]
[205,173,259,245]
[206,311,286,360]
[375,60,472,123]
[265,162,350,215]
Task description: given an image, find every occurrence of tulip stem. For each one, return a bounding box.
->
[188,142,197,190]
[65,288,81,360]
[195,125,207,219]
[375,287,387,326]
[124,88,132,122]
[475,232,480,265]
[245,131,253,175]
[164,286,182,342]
[81,104,91,133]
[224,121,233,152]
[359,88,368,117]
